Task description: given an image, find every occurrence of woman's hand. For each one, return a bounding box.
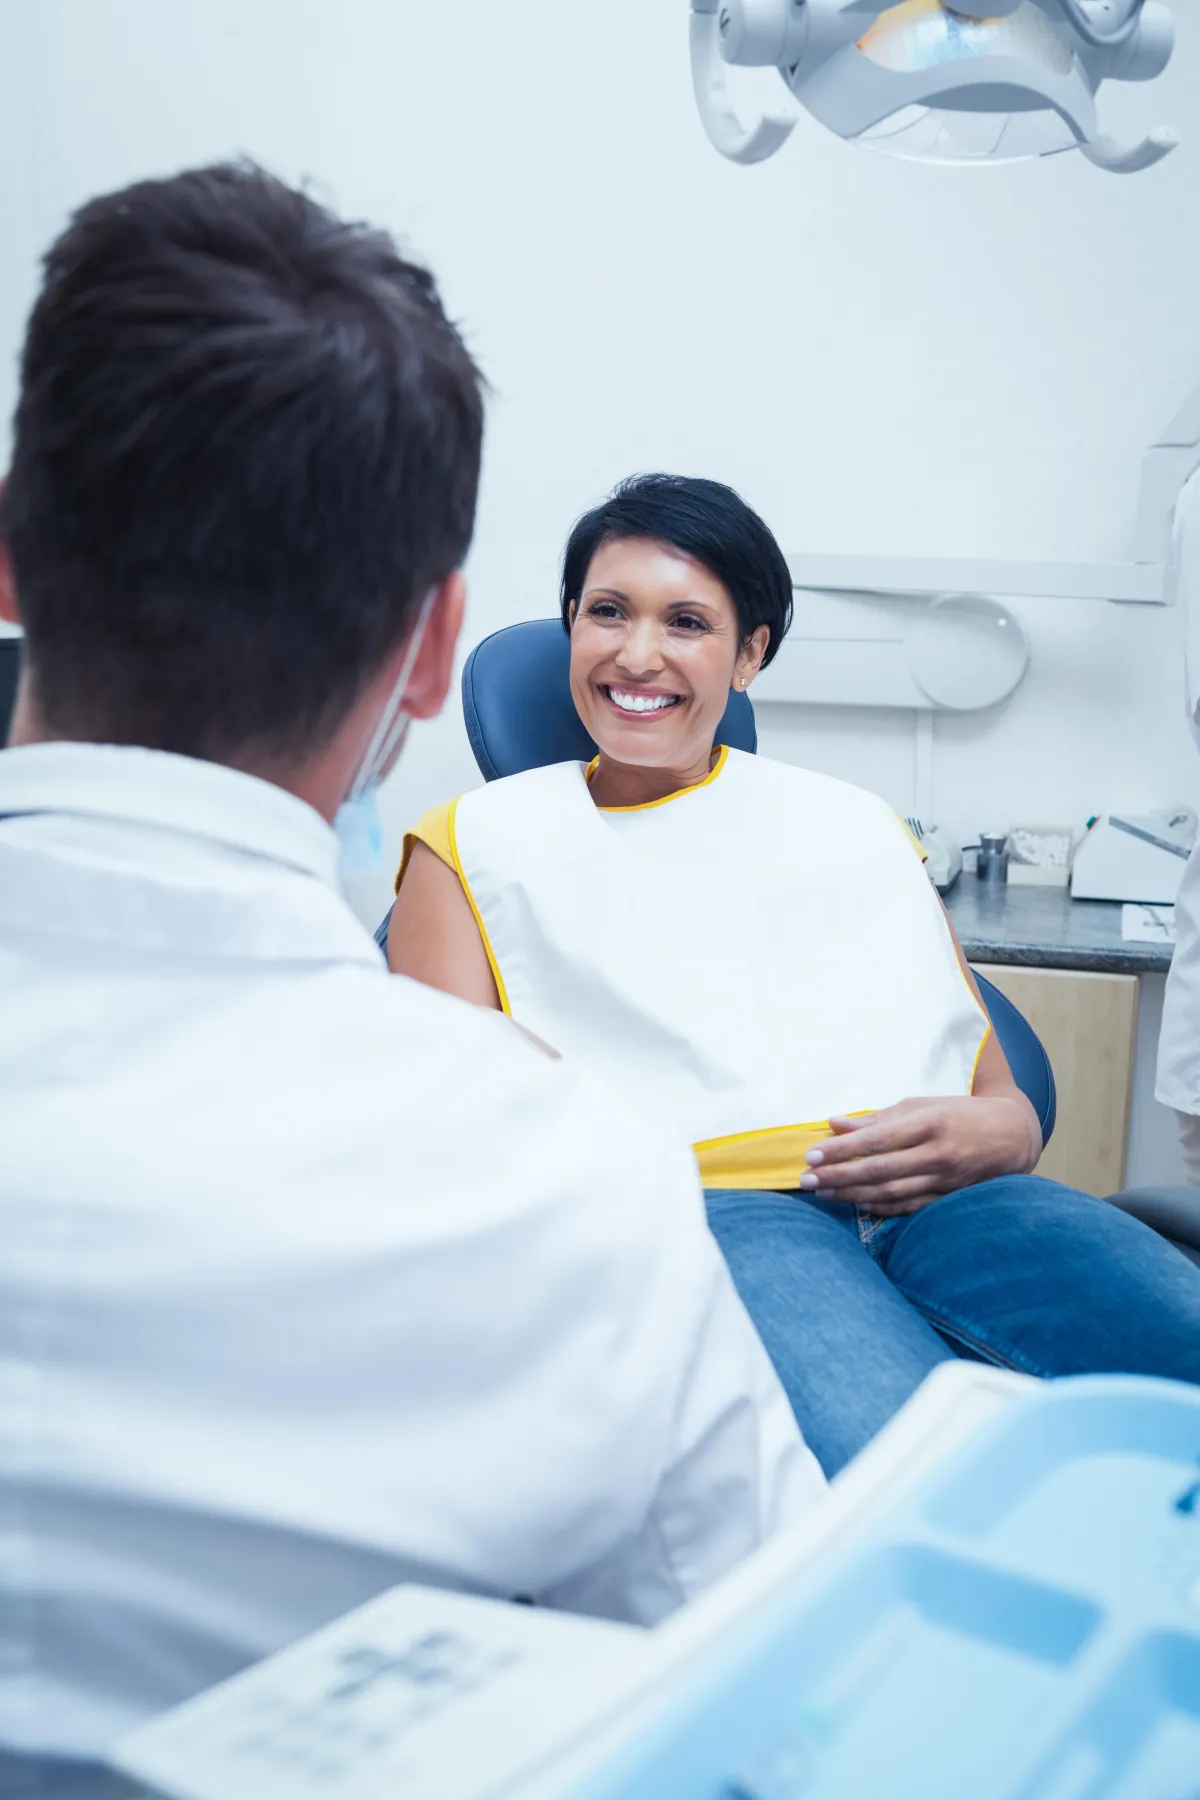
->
[798,1095,1042,1217]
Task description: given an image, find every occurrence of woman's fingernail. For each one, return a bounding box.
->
[798,1172,819,1191]
[805,1148,824,1167]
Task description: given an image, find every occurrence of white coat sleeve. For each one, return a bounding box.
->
[536,1129,826,1626]
[1157,471,1200,1112]
[1174,469,1200,745]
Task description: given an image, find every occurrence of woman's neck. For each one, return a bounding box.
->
[587,747,716,810]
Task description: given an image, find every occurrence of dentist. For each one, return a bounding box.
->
[0,163,821,1782]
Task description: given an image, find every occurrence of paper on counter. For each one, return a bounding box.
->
[1121,903,1177,944]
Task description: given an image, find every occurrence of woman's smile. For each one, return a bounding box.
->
[601,683,685,718]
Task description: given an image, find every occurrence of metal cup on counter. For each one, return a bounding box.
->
[973,831,1010,884]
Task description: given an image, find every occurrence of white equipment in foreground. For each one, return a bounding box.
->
[114,1363,1200,1799]
[113,1367,1030,1800]
[110,1360,1200,1800]
[691,0,1176,174]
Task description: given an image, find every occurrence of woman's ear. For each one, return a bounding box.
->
[734,623,770,690]
[566,599,578,630]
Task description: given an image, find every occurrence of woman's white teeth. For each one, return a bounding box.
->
[609,689,678,713]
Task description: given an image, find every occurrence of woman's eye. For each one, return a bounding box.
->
[586,601,622,621]
[672,613,708,632]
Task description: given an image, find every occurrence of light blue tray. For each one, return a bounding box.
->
[569,1377,1200,1800]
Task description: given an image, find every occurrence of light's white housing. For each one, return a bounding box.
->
[691,0,1176,174]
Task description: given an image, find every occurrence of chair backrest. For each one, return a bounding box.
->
[973,970,1057,1146]
[461,618,757,782]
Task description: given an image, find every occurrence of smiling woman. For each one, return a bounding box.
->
[387,473,1200,1477]
[559,475,787,806]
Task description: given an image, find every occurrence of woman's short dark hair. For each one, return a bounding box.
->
[1,161,485,758]
[560,474,794,668]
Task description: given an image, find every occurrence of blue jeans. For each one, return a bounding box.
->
[705,1177,1200,1477]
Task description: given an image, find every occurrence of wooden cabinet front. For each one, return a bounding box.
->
[971,963,1139,1197]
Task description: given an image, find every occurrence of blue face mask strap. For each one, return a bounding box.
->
[334,590,438,879]
[333,788,387,879]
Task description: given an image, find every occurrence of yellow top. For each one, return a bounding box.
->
[396,798,457,892]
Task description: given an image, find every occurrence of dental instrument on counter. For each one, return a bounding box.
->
[972,831,1011,884]
[1072,807,1198,905]
[690,0,1176,174]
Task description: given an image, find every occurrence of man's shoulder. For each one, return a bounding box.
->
[323,968,705,1237]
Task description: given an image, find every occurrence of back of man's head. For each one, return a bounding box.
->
[0,162,484,760]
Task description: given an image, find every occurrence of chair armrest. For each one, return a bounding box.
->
[373,902,395,955]
[1106,1186,1200,1256]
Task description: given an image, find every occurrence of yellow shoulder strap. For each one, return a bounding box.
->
[394,798,458,894]
[897,816,929,863]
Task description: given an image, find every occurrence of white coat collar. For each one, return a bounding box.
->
[0,742,382,966]
[0,742,340,886]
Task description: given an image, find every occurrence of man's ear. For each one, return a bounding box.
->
[0,547,17,627]
[401,571,466,721]
[0,481,19,627]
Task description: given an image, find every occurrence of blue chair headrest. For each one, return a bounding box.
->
[461,618,757,783]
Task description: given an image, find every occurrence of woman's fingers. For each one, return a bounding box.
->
[826,1114,872,1136]
[802,1095,1039,1207]
[812,1174,941,1214]
[854,1189,941,1216]
[803,1141,941,1194]
[806,1105,935,1173]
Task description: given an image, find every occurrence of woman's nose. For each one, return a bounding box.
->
[616,619,665,675]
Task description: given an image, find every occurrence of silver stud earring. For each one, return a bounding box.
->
[740,677,748,688]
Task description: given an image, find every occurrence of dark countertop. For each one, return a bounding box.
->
[943,878,1173,976]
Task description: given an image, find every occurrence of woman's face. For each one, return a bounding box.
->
[568,536,768,773]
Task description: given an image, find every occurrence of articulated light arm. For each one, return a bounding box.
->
[1057,0,1147,49]
[689,0,799,165]
[1075,122,1177,173]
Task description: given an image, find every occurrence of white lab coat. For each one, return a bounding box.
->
[1157,472,1200,1122]
[0,743,822,1764]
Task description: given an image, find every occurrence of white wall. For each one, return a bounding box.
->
[2,0,1198,1179]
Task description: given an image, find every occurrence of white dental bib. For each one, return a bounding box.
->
[451,747,988,1189]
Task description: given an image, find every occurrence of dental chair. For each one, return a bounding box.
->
[1105,1186,1200,1267]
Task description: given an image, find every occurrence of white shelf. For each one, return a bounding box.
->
[787,554,1167,606]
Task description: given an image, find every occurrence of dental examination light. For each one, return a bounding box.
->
[690,0,1176,173]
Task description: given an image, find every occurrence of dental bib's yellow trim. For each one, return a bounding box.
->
[587,744,730,814]
[446,798,513,1017]
[693,1113,875,1192]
